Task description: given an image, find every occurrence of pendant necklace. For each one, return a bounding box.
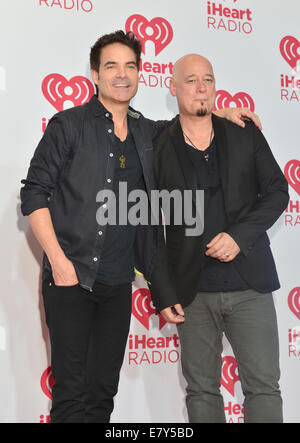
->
[115,122,128,169]
[119,153,126,169]
[118,138,127,169]
[183,127,214,162]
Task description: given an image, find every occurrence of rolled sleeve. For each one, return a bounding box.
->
[20,114,71,216]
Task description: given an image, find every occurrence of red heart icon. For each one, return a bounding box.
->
[126,15,173,56]
[288,288,300,320]
[132,288,166,330]
[280,36,300,71]
[42,74,95,112]
[284,160,300,196]
[221,356,240,397]
[214,90,255,112]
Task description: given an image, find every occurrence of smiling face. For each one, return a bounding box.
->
[91,42,139,108]
[170,54,216,118]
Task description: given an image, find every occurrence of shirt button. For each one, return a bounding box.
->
[93,257,98,262]
[109,153,114,157]
[107,178,111,183]
[105,113,110,118]
[98,231,103,236]
[108,129,112,134]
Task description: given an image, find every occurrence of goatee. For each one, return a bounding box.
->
[196,108,208,117]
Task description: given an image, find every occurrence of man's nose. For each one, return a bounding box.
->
[196,80,207,92]
[116,66,126,78]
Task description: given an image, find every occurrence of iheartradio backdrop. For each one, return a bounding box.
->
[0,0,299,423]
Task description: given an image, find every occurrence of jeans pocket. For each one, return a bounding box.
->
[42,277,79,294]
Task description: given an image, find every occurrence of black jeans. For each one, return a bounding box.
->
[42,278,132,423]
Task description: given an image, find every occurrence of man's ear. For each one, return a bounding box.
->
[169,77,177,97]
[91,69,99,87]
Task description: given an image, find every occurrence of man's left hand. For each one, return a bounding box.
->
[214,107,262,130]
[206,232,240,262]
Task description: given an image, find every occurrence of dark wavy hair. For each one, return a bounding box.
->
[90,30,142,73]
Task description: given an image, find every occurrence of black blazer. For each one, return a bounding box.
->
[149,115,290,313]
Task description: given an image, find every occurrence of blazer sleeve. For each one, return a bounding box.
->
[226,124,290,256]
[149,222,180,313]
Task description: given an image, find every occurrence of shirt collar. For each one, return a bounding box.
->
[88,95,112,118]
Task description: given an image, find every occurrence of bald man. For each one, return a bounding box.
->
[150,54,289,423]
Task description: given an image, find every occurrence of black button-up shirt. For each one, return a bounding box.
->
[21,96,168,291]
[96,129,145,285]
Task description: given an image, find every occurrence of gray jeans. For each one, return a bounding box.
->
[177,290,283,423]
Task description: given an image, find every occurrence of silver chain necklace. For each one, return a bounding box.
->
[183,127,214,162]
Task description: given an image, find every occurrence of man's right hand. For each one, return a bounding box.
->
[160,304,185,324]
[51,255,79,286]
[28,208,79,287]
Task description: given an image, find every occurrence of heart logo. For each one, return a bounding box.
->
[221,356,240,397]
[42,74,95,112]
[214,90,255,112]
[40,366,54,400]
[280,36,300,71]
[132,288,166,330]
[284,160,300,196]
[125,15,173,56]
[288,288,300,320]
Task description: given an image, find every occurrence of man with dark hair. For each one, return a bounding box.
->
[90,31,142,95]
[20,32,260,423]
[150,54,289,423]
[90,30,142,72]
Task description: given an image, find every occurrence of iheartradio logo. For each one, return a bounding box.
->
[42,74,95,112]
[285,160,300,197]
[214,90,255,112]
[221,356,240,397]
[280,36,300,71]
[132,288,167,330]
[41,367,54,400]
[288,288,300,320]
[125,15,173,56]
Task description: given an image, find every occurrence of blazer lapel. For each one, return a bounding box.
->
[170,116,230,198]
[163,115,231,223]
[212,114,230,211]
[169,118,198,193]
[128,115,154,196]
